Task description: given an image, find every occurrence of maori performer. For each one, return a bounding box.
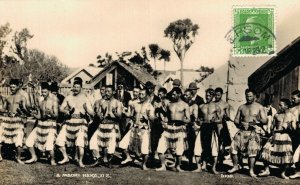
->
[24,82,59,165]
[56,77,93,167]
[259,98,295,179]
[156,87,190,172]
[89,85,122,168]
[0,79,28,164]
[228,89,267,177]
[119,87,155,170]
[198,88,221,174]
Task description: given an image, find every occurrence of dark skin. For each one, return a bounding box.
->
[0,84,28,164]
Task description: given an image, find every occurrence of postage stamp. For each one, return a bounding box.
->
[229,6,276,57]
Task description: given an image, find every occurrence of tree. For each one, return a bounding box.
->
[148,44,160,71]
[164,18,199,83]
[158,49,171,72]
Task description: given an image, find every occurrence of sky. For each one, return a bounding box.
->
[0,0,300,70]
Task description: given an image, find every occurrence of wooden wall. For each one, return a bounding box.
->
[258,66,300,109]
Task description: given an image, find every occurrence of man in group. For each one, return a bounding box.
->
[166,79,181,101]
[56,77,94,168]
[89,85,122,168]
[119,87,155,170]
[119,86,140,162]
[0,79,28,164]
[187,82,204,106]
[290,90,300,179]
[156,87,190,172]
[183,89,200,170]
[214,87,232,159]
[198,88,221,174]
[114,79,132,136]
[228,88,268,177]
[259,98,295,179]
[24,82,59,165]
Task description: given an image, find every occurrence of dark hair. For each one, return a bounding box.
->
[280,98,292,108]
[245,88,257,95]
[292,90,300,98]
[105,85,115,91]
[41,82,50,90]
[205,88,215,96]
[158,87,167,94]
[215,87,223,94]
[263,93,273,106]
[9,79,20,86]
[73,77,83,87]
[171,87,182,95]
[50,81,59,92]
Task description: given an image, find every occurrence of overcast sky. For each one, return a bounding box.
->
[0,0,299,70]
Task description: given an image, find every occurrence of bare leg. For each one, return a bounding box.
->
[193,156,202,172]
[156,153,166,171]
[258,162,270,176]
[121,149,132,164]
[16,146,24,164]
[142,154,150,170]
[176,155,184,172]
[78,146,85,168]
[49,150,56,166]
[212,156,219,174]
[25,147,37,164]
[248,157,257,177]
[103,148,108,163]
[228,154,240,173]
[0,144,2,161]
[58,146,69,164]
[281,164,289,179]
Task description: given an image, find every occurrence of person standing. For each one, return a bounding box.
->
[156,87,190,172]
[56,78,93,168]
[228,89,268,177]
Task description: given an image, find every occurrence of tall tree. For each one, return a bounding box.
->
[158,49,171,73]
[164,18,199,83]
[148,44,160,71]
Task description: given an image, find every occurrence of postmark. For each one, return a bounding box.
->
[226,6,276,57]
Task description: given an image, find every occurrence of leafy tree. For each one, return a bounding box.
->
[158,49,171,72]
[148,44,160,71]
[164,18,199,82]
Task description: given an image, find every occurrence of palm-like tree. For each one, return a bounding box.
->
[159,49,171,73]
[149,44,160,71]
[164,18,199,83]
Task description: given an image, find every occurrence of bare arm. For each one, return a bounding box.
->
[259,105,268,125]
[234,106,242,126]
[183,103,191,123]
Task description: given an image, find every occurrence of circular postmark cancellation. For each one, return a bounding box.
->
[225,6,276,57]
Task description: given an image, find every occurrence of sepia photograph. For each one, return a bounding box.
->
[0,0,299,184]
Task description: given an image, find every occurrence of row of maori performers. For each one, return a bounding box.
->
[0,77,300,179]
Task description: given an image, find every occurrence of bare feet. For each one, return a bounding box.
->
[192,167,202,173]
[103,156,108,163]
[176,166,185,172]
[58,157,69,165]
[201,162,207,171]
[212,167,219,174]
[50,160,57,166]
[290,172,300,179]
[0,155,2,162]
[228,165,240,174]
[156,165,166,171]
[79,161,85,168]
[249,171,257,178]
[258,170,270,177]
[16,158,25,164]
[142,164,150,171]
[24,157,37,164]
[281,172,289,179]
[121,157,132,165]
